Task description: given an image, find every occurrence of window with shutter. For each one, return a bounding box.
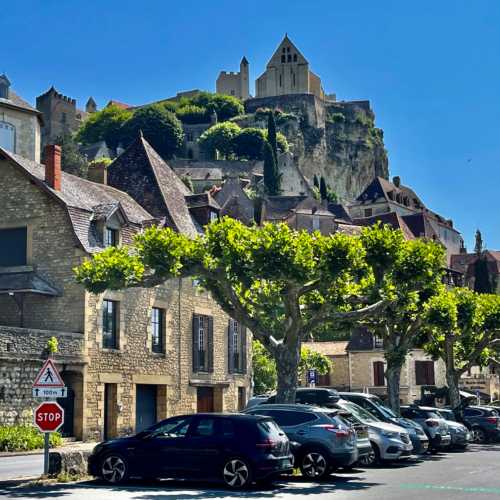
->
[373,361,385,386]
[193,314,213,373]
[228,319,247,374]
[416,361,435,385]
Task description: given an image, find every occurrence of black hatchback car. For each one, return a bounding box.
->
[88,413,293,488]
[460,406,500,443]
[266,388,340,408]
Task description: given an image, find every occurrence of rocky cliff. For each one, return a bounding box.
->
[243,94,389,202]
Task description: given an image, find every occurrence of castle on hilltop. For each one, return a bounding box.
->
[216,35,327,101]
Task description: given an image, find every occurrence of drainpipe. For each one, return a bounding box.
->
[178,277,182,399]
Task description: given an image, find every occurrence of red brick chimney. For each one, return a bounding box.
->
[44,144,62,191]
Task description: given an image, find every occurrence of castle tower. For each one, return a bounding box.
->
[216,57,250,100]
[86,97,97,113]
[240,57,249,100]
[255,35,324,99]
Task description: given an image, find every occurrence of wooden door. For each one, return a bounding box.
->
[196,387,214,413]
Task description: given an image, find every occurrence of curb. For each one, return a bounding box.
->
[0,476,41,487]
[0,451,43,458]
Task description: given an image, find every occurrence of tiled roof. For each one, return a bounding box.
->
[262,195,308,220]
[0,89,40,115]
[0,147,154,253]
[174,167,223,181]
[302,341,349,356]
[354,212,416,241]
[106,100,132,109]
[185,193,220,210]
[80,141,112,161]
[402,212,440,240]
[0,272,60,296]
[108,136,197,237]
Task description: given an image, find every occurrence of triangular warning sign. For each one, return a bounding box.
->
[33,359,65,388]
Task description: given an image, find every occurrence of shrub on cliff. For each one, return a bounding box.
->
[176,104,210,124]
[190,92,244,122]
[121,104,184,159]
[198,122,241,159]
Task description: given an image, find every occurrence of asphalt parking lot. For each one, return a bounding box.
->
[2,444,500,499]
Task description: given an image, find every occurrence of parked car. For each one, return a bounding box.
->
[88,413,293,488]
[243,404,358,479]
[335,399,413,465]
[400,405,451,451]
[245,395,271,409]
[459,406,500,444]
[265,387,340,408]
[339,392,429,454]
[435,408,472,449]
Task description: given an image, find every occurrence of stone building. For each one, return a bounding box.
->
[303,332,446,405]
[350,176,464,265]
[36,87,95,147]
[216,57,250,100]
[255,35,325,100]
[0,74,42,162]
[0,139,251,440]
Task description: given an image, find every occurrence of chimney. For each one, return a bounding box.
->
[87,160,108,185]
[392,176,401,187]
[44,144,62,190]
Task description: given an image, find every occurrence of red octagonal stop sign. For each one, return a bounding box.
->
[34,402,64,432]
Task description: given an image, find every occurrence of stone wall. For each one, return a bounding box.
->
[0,160,87,333]
[0,105,41,162]
[0,326,85,426]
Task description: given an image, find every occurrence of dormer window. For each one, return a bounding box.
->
[0,122,15,153]
[210,211,218,223]
[104,227,118,247]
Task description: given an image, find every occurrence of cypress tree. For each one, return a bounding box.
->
[474,229,483,255]
[267,111,278,162]
[313,174,320,189]
[474,256,493,293]
[319,176,328,200]
[263,141,280,195]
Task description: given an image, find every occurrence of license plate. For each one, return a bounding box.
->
[280,458,291,468]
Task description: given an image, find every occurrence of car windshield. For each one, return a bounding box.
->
[438,410,456,421]
[370,398,398,419]
[340,401,379,423]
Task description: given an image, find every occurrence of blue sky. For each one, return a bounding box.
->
[2,1,499,249]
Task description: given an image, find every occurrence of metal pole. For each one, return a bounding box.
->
[43,433,50,476]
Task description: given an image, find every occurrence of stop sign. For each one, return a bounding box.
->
[34,402,64,432]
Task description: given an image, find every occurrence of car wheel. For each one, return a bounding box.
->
[222,458,252,489]
[300,450,329,479]
[358,443,380,467]
[100,454,129,484]
[472,428,488,444]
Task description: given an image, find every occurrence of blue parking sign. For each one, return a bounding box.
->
[307,369,317,384]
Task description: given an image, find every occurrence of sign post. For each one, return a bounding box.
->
[32,359,66,476]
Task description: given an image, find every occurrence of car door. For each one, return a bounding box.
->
[181,416,223,477]
[131,415,194,478]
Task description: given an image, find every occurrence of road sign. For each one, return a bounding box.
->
[34,402,64,432]
[307,369,318,385]
[33,359,64,388]
[32,387,67,399]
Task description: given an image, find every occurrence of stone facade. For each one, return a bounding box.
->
[36,87,93,148]
[0,75,42,162]
[216,57,250,100]
[255,35,325,100]
[0,144,251,440]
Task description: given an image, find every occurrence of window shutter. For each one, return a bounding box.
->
[415,361,424,385]
[373,361,384,386]
[192,315,200,372]
[241,325,247,374]
[228,320,234,374]
[207,316,214,373]
[426,361,435,385]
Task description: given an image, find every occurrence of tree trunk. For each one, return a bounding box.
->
[386,362,403,415]
[275,344,301,403]
[445,334,461,409]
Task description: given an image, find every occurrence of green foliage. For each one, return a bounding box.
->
[180,175,194,192]
[252,340,277,394]
[176,104,210,124]
[75,219,446,402]
[189,92,244,122]
[121,104,184,159]
[88,157,113,168]
[267,111,278,162]
[55,135,88,179]
[232,128,267,160]
[313,175,319,189]
[263,141,281,195]
[319,176,328,200]
[47,336,58,354]
[76,104,132,150]
[252,340,331,394]
[327,112,346,124]
[0,426,62,452]
[298,347,332,377]
[198,122,241,159]
[474,229,483,255]
[474,256,495,294]
[274,131,289,153]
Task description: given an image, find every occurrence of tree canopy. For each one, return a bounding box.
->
[76,104,132,150]
[75,219,445,402]
[198,122,241,159]
[120,104,184,159]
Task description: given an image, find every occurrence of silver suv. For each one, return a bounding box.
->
[244,404,358,479]
[401,405,452,451]
[336,399,413,465]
